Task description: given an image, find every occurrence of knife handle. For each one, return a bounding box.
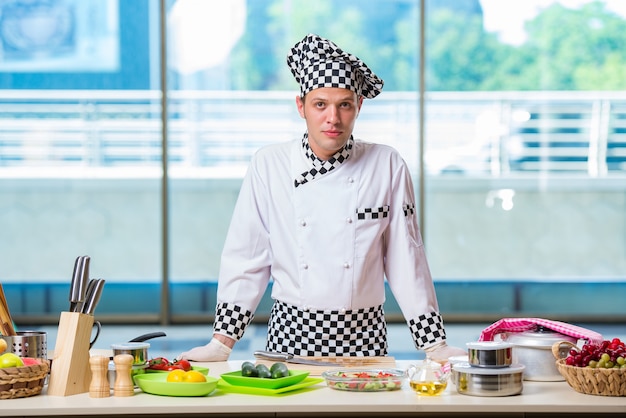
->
[253,350,292,361]
[70,256,84,303]
[82,279,105,315]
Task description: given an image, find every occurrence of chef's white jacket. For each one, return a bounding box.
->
[217,137,440,332]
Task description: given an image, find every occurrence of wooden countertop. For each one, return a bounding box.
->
[1,360,624,417]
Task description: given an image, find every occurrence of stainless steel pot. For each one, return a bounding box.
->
[111,342,150,366]
[108,332,166,389]
[109,331,166,365]
[466,341,513,368]
[453,363,525,397]
[500,326,578,381]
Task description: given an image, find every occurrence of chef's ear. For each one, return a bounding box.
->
[355,95,364,118]
[295,95,306,119]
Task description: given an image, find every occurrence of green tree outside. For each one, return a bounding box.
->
[224,0,626,92]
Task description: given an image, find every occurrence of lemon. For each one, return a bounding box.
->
[183,370,207,382]
[166,369,187,382]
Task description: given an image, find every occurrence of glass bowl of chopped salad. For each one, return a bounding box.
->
[321,369,407,392]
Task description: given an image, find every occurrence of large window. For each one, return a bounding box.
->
[1,0,624,325]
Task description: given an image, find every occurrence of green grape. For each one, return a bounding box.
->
[588,360,598,368]
[616,356,625,366]
[605,361,615,369]
[600,353,610,362]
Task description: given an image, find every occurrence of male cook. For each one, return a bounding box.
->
[179,33,465,363]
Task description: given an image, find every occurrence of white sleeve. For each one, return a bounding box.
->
[216,156,273,314]
[384,157,440,321]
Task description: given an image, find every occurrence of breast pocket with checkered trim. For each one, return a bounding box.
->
[354,205,390,258]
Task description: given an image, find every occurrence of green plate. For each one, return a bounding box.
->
[134,373,219,397]
[146,366,209,375]
[217,377,324,395]
[220,369,309,389]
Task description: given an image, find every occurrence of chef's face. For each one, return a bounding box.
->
[296,87,363,161]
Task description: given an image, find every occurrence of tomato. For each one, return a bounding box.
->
[148,357,172,371]
[173,359,192,372]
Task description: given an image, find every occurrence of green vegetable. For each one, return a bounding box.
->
[270,362,290,379]
[241,361,291,379]
[241,361,258,377]
[255,364,272,378]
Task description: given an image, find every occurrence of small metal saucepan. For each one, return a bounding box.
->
[110,331,166,364]
[108,332,166,388]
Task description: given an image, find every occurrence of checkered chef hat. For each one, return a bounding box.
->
[287,33,384,99]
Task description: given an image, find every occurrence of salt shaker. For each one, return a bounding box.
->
[113,354,135,397]
[89,355,110,398]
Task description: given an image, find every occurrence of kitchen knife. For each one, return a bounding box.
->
[69,256,85,312]
[253,350,341,367]
[82,278,105,315]
[75,255,91,312]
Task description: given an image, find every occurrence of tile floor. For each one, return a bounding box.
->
[31,322,626,361]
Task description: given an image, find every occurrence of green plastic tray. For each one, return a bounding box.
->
[219,369,309,389]
[217,377,324,396]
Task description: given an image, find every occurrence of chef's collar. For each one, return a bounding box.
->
[294,133,353,188]
[286,33,384,99]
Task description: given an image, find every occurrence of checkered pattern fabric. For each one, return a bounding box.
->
[294,134,353,187]
[266,300,388,356]
[403,203,415,217]
[356,205,390,220]
[409,312,446,349]
[287,33,384,98]
[213,302,254,340]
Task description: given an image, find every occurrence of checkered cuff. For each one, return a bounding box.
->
[213,302,254,341]
[408,311,446,349]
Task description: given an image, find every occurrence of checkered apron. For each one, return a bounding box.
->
[266,300,388,356]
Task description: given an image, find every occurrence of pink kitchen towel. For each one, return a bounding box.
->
[478,317,604,344]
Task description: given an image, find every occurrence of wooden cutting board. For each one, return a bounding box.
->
[255,356,397,376]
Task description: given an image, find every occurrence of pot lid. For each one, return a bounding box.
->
[467,341,513,350]
[504,326,577,347]
[111,342,150,350]
[452,362,525,375]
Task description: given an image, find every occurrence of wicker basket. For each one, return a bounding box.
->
[0,360,50,400]
[553,341,626,397]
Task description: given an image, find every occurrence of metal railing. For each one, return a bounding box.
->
[1,90,625,177]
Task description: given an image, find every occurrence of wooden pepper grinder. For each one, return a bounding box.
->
[89,355,111,398]
[113,354,135,397]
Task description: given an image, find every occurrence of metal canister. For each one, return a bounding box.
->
[1,330,47,358]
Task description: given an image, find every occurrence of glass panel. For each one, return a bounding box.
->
[424,0,626,317]
[166,0,423,318]
[4,0,623,324]
[0,0,162,321]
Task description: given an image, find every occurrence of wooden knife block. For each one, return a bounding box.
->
[48,312,94,396]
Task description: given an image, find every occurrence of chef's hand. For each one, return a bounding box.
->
[424,341,466,364]
[177,337,233,362]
